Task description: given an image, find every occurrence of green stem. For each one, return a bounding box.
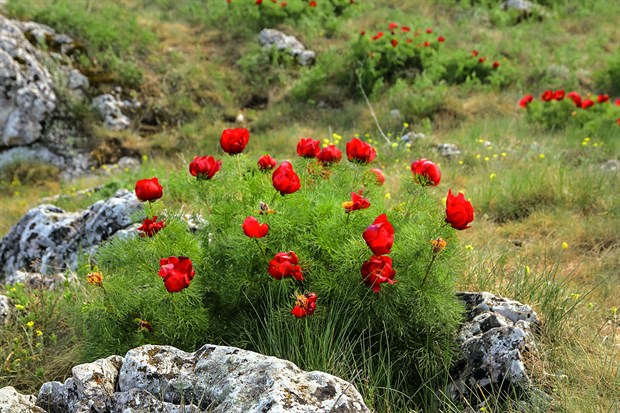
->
[270,190,279,207]
[420,254,437,289]
[253,238,268,260]
[235,154,242,176]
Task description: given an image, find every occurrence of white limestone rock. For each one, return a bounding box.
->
[259,29,315,66]
[0,294,11,325]
[0,386,45,413]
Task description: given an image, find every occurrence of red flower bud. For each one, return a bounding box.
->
[346,138,376,164]
[553,90,565,100]
[411,158,441,186]
[519,94,534,108]
[581,98,594,109]
[541,90,553,102]
[257,154,277,171]
[135,177,163,202]
[296,138,321,158]
[220,128,250,154]
[242,216,269,238]
[369,168,385,185]
[438,35,445,42]
[317,144,342,165]
[272,161,301,195]
[363,214,394,256]
[189,155,222,179]
[445,189,474,230]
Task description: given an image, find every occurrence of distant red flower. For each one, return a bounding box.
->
[553,90,565,100]
[581,98,594,109]
[423,41,430,47]
[296,138,321,158]
[138,216,165,238]
[617,117,620,126]
[158,256,195,293]
[317,144,342,165]
[256,0,262,4]
[471,50,479,57]
[597,94,609,103]
[258,154,277,171]
[372,31,384,41]
[616,98,620,106]
[391,39,398,47]
[519,94,534,108]
[361,255,396,293]
[406,39,413,44]
[445,189,474,230]
[492,61,500,69]
[189,155,222,179]
[401,26,411,33]
[411,158,441,186]
[389,22,398,30]
[220,128,250,154]
[309,0,317,6]
[360,30,366,35]
[363,214,394,256]
[135,178,163,202]
[478,57,486,64]
[280,1,287,6]
[369,168,385,185]
[272,161,301,195]
[291,292,317,318]
[567,91,582,107]
[438,35,445,42]
[541,90,554,101]
[346,138,376,164]
[426,28,433,33]
[242,216,269,238]
[268,251,303,281]
[343,190,371,213]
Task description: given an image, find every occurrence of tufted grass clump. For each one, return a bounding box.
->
[76,145,466,411]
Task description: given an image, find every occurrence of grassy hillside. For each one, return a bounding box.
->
[0,0,618,411]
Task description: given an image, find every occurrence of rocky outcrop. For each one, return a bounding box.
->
[0,294,10,325]
[0,387,45,413]
[0,189,142,281]
[450,291,540,401]
[258,29,315,66]
[91,93,140,131]
[34,344,369,413]
[436,143,461,158]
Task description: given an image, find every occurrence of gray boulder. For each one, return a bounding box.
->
[91,94,140,131]
[0,386,45,413]
[0,294,10,325]
[37,344,369,413]
[436,143,461,158]
[0,189,142,281]
[450,292,540,400]
[259,29,315,66]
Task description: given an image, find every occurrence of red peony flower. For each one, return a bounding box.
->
[445,189,474,230]
[272,161,301,195]
[220,128,250,154]
[256,0,262,4]
[291,292,317,318]
[158,256,195,293]
[391,39,398,47]
[369,168,385,186]
[371,31,384,41]
[411,158,441,186]
[597,94,609,103]
[361,255,396,293]
[346,138,377,164]
[363,214,394,256]
[189,155,222,180]
[471,50,479,57]
[423,41,430,47]
[519,94,534,108]
[138,216,166,238]
[389,22,398,30]
[268,251,303,281]
[242,216,269,238]
[343,190,371,213]
[554,90,565,100]
[567,91,582,107]
[492,61,500,69]
[309,0,317,6]
[581,98,594,109]
[426,28,433,33]
[281,1,287,6]
[616,98,620,106]
[617,117,620,126]
[401,26,410,33]
[296,138,321,158]
[258,154,277,171]
[438,35,445,42]
[317,144,342,164]
[478,57,486,64]
[541,90,554,102]
[135,178,163,202]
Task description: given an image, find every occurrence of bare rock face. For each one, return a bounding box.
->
[0,189,142,281]
[450,292,540,401]
[0,387,45,413]
[35,344,369,413]
[258,29,315,66]
[91,94,140,131]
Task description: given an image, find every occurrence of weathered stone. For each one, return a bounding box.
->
[0,386,45,413]
[110,388,201,413]
[0,189,142,281]
[119,344,369,412]
[399,132,426,144]
[436,143,461,158]
[600,159,619,171]
[91,94,135,131]
[502,0,533,12]
[258,29,316,66]
[450,292,540,402]
[0,294,11,325]
[71,355,123,413]
[8,270,68,289]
